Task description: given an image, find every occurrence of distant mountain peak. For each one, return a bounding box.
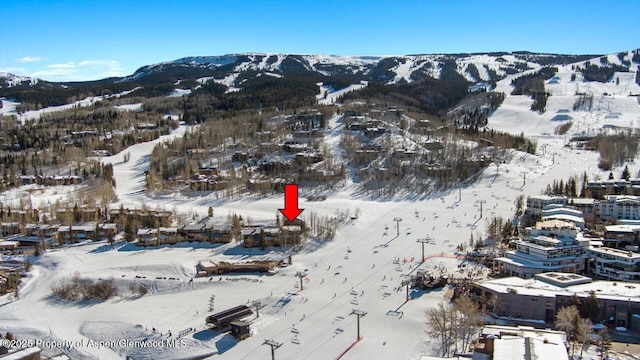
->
[0,72,40,88]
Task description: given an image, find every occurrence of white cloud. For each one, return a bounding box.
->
[0,67,28,75]
[46,62,76,69]
[29,59,127,81]
[16,56,46,63]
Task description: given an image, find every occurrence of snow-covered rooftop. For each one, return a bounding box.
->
[477,276,640,301]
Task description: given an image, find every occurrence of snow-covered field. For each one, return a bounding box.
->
[317,81,368,106]
[1,62,640,359]
[1,87,142,124]
[114,103,143,112]
[490,64,640,137]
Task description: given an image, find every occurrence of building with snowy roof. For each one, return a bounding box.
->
[587,179,640,198]
[56,224,98,243]
[0,240,19,251]
[525,195,568,218]
[568,198,597,223]
[0,346,42,360]
[474,273,640,328]
[495,220,589,279]
[551,114,573,121]
[541,204,585,229]
[602,224,640,248]
[473,325,568,360]
[596,195,640,221]
[589,246,640,283]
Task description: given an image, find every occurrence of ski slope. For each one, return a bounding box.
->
[1,55,640,359]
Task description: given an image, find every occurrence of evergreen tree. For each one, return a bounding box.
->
[569,293,581,307]
[621,165,631,181]
[581,291,601,320]
[72,203,79,223]
[567,176,577,198]
[580,171,588,198]
[514,195,524,218]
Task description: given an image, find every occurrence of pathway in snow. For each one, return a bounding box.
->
[100,124,189,207]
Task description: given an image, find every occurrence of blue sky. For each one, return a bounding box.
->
[1,0,638,82]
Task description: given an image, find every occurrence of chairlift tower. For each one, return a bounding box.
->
[475,200,486,219]
[295,271,307,291]
[417,237,433,263]
[401,278,412,302]
[350,309,367,340]
[252,300,266,318]
[263,339,283,360]
[393,217,403,236]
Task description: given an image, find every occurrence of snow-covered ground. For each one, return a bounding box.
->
[490,62,640,137]
[114,103,143,112]
[0,98,20,116]
[167,89,191,97]
[317,81,368,106]
[0,87,142,123]
[1,61,640,359]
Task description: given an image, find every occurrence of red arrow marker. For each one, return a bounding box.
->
[279,184,304,222]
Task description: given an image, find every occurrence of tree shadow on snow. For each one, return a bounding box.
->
[222,245,282,256]
[42,293,100,308]
[89,241,226,253]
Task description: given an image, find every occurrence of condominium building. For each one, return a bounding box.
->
[596,195,640,221]
[474,273,640,328]
[589,246,640,283]
[525,195,568,217]
[541,204,585,229]
[495,220,589,278]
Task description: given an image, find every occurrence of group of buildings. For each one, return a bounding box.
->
[472,191,640,331]
[0,205,305,254]
[525,190,640,225]
[176,109,337,193]
[502,193,640,283]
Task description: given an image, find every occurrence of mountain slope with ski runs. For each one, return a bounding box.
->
[0,49,639,360]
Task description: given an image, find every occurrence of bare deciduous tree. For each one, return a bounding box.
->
[425,295,482,357]
[596,327,612,360]
[425,302,455,357]
[556,305,593,358]
[454,294,483,354]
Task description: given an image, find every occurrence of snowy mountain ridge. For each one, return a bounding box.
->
[3,49,638,90]
[1,50,640,360]
[0,71,40,88]
[125,50,640,85]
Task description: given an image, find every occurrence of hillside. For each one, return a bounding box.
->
[2,50,638,110]
[0,49,639,360]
